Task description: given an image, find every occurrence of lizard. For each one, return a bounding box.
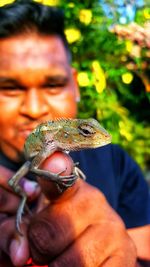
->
[8,118,112,234]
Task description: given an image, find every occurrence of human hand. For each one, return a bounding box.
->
[0,165,40,266]
[0,152,75,267]
[27,153,137,267]
[0,153,137,267]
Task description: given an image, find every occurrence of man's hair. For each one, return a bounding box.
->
[0,0,71,60]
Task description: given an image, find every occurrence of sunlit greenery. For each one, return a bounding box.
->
[1,0,150,170]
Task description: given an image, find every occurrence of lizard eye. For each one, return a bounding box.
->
[78,123,96,137]
[64,132,69,138]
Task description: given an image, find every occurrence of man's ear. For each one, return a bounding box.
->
[71,67,80,102]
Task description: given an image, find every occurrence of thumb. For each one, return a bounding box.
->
[37,151,79,202]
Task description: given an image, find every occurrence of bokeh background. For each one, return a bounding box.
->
[1,0,150,181]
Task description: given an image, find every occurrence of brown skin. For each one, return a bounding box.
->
[0,33,149,266]
[0,33,79,162]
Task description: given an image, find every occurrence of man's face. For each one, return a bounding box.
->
[0,34,79,162]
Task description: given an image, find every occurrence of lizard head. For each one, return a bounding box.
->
[77,118,111,148]
[54,118,112,150]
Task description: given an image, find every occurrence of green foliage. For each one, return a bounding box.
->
[0,1,149,170]
[56,0,150,170]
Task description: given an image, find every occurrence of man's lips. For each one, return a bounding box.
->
[18,129,33,138]
[17,123,40,132]
[17,120,48,138]
[17,125,38,138]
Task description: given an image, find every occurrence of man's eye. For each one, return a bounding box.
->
[0,83,25,90]
[0,90,22,96]
[44,83,65,88]
[43,83,66,94]
[0,86,23,96]
[0,85,17,89]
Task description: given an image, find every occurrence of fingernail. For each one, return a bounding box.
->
[9,238,28,266]
[9,238,21,261]
[23,180,40,196]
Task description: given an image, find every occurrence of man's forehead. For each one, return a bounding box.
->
[0,34,69,70]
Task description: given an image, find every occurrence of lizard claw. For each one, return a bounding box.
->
[16,212,23,236]
[31,168,78,191]
[16,195,27,235]
[56,173,78,189]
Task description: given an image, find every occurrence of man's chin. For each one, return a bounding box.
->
[1,140,25,163]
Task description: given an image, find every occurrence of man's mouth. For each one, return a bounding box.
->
[17,120,48,138]
[17,124,38,138]
[19,129,33,138]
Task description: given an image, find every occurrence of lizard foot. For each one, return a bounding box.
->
[55,172,78,192]
[74,165,86,180]
[55,173,78,188]
[31,167,78,191]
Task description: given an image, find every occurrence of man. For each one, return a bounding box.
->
[0,1,149,266]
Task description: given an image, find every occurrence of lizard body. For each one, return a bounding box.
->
[8,118,111,234]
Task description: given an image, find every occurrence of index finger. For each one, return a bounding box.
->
[0,165,40,198]
[0,166,15,191]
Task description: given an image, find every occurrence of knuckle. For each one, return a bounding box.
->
[115,230,137,264]
[29,218,69,256]
[0,213,8,225]
[0,217,15,254]
[0,187,20,213]
[123,237,137,266]
[0,187,6,208]
[126,235,137,256]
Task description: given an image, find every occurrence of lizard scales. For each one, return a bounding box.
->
[24,118,111,159]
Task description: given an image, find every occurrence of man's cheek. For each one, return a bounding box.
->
[0,126,23,150]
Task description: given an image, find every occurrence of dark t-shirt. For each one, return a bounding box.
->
[0,144,150,228]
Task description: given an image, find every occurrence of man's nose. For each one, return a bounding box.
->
[20,88,49,119]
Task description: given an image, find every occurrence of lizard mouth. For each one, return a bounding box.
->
[93,136,112,148]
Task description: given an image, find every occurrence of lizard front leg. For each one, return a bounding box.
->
[8,161,31,234]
